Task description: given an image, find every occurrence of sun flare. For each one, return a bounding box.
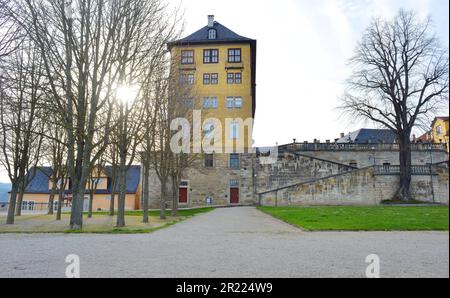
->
[116,85,139,105]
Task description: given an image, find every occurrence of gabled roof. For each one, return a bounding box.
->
[431,116,449,127]
[23,166,141,194]
[168,21,255,48]
[337,129,397,144]
[416,131,432,143]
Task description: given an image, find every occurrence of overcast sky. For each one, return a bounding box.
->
[168,0,449,146]
[0,0,448,183]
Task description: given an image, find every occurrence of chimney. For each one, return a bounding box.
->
[340,133,345,138]
[208,15,214,27]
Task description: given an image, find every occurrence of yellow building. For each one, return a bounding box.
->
[13,166,141,212]
[431,116,449,153]
[168,15,257,153]
[163,15,257,206]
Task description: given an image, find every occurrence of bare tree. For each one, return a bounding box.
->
[38,113,67,215]
[55,168,68,221]
[2,0,180,230]
[0,0,22,59]
[340,10,449,200]
[104,138,119,216]
[0,37,45,223]
[87,160,104,218]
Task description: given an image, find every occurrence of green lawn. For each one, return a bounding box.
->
[258,206,449,231]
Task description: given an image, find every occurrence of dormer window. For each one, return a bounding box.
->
[208,29,217,40]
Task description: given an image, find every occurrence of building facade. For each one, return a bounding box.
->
[431,116,449,153]
[144,17,448,209]
[9,166,141,212]
[159,15,257,207]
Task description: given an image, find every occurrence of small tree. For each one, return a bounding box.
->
[340,10,449,200]
[0,37,45,223]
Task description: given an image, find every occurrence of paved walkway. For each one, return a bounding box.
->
[0,207,448,278]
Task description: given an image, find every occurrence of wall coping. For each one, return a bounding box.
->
[279,143,447,152]
[257,166,374,196]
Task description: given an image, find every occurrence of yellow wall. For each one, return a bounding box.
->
[48,168,109,191]
[171,43,254,151]
[17,193,139,211]
[432,118,449,153]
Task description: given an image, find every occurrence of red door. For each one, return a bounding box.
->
[179,188,188,204]
[230,188,239,204]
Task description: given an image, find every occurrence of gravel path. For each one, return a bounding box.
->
[0,207,448,278]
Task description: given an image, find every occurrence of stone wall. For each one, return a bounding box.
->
[255,153,354,193]
[145,153,256,209]
[143,146,449,208]
[297,149,448,168]
[259,163,449,206]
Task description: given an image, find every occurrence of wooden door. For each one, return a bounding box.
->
[230,188,239,204]
[179,188,188,204]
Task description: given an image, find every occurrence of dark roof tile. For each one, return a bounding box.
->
[168,21,254,47]
[24,166,141,194]
[337,129,397,144]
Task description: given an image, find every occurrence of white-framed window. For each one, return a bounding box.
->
[180,73,194,85]
[203,97,218,109]
[208,29,217,40]
[211,73,218,84]
[181,50,194,64]
[226,97,234,109]
[235,73,242,84]
[230,179,239,187]
[436,125,443,135]
[235,97,242,109]
[230,122,240,139]
[227,73,242,84]
[226,97,243,109]
[227,73,234,84]
[228,48,241,63]
[204,49,219,64]
[22,201,35,211]
[180,98,194,109]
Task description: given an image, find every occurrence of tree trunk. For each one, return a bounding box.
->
[15,188,25,216]
[116,157,127,228]
[171,176,178,217]
[88,190,94,218]
[395,134,412,200]
[15,180,25,216]
[56,191,63,221]
[47,183,58,215]
[70,188,84,230]
[160,181,167,220]
[109,176,116,216]
[6,183,18,224]
[142,163,149,223]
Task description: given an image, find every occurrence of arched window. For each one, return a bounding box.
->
[208,29,216,40]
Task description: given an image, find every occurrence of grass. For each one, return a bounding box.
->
[258,206,449,231]
[0,207,214,234]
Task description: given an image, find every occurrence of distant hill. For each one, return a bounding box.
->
[0,182,11,202]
